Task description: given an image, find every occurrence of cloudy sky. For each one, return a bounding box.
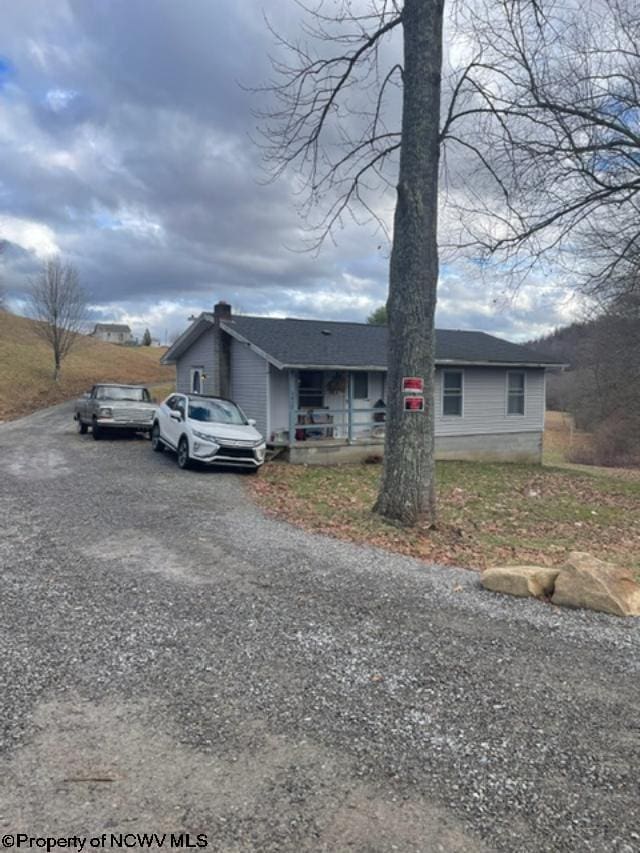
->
[0,0,581,342]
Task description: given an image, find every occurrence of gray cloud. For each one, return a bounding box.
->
[0,0,579,340]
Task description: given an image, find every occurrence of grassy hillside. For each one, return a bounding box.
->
[0,311,175,421]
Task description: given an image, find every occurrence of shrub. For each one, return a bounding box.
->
[568,415,640,468]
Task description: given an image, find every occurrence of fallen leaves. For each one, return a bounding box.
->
[248,459,640,572]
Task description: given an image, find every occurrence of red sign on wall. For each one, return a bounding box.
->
[404,395,425,412]
[402,376,424,392]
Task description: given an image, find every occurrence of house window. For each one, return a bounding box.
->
[442,370,463,416]
[298,371,324,408]
[353,372,369,400]
[507,371,526,415]
[190,367,204,394]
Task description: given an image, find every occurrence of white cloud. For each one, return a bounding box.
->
[45,87,78,112]
[0,215,59,257]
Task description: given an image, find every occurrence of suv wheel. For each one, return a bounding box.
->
[177,436,191,469]
[151,423,164,452]
[77,417,88,434]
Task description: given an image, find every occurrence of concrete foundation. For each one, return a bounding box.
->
[435,431,543,463]
[283,431,543,466]
[286,441,384,466]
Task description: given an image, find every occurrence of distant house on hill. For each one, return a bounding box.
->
[91,323,133,344]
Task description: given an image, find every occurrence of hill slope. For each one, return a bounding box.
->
[0,311,175,421]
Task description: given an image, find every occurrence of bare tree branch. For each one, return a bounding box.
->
[443,0,640,300]
[28,258,88,382]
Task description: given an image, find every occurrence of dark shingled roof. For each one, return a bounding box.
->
[216,315,560,368]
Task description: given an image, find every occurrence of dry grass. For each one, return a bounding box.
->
[250,412,640,572]
[543,410,640,481]
[543,411,592,465]
[0,311,175,421]
[148,382,176,404]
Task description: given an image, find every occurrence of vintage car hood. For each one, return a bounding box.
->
[189,421,263,443]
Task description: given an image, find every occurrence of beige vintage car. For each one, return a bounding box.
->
[74,383,157,439]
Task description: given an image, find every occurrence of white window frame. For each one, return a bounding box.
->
[190,366,204,394]
[506,370,526,416]
[441,369,464,417]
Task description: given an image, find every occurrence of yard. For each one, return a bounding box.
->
[251,415,640,572]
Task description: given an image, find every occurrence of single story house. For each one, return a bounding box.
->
[161,302,562,464]
[91,323,133,344]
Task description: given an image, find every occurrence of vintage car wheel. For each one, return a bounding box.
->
[151,423,164,452]
[77,417,88,434]
[177,437,191,469]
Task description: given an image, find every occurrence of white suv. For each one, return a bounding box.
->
[151,394,266,471]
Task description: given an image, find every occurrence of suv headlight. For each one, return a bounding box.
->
[255,442,266,461]
[192,429,218,443]
[99,407,113,417]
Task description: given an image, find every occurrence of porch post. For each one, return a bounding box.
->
[347,371,354,443]
[288,370,297,446]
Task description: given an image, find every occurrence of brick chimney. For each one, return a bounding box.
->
[213,300,232,323]
[212,301,231,397]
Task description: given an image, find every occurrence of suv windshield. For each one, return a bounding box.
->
[95,386,150,402]
[188,399,247,425]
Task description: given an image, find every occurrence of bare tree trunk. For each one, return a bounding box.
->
[374,0,444,527]
[28,258,86,383]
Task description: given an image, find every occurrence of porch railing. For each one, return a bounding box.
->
[286,406,385,445]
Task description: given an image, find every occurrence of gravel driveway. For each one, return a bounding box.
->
[0,404,638,852]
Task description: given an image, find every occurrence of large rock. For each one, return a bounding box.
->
[551,551,640,617]
[481,566,560,599]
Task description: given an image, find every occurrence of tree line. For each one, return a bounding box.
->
[528,295,640,466]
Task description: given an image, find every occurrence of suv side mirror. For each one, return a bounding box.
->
[248,418,257,427]
[170,410,183,421]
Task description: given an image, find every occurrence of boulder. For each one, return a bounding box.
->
[481,566,560,599]
[551,552,640,617]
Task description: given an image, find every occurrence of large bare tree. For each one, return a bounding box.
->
[258,0,444,526]
[29,258,87,381]
[443,0,640,303]
[257,0,640,524]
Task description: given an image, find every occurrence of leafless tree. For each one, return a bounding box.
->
[565,293,640,464]
[256,0,640,522]
[28,258,88,381]
[442,0,640,302]
[257,0,444,526]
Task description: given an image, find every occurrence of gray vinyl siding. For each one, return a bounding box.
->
[269,365,290,436]
[175,333,545,445]
[176,330,215,395]
[230,339,268,437]
[434,367,545,435]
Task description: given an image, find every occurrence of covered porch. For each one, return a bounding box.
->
[268,368,387,460]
